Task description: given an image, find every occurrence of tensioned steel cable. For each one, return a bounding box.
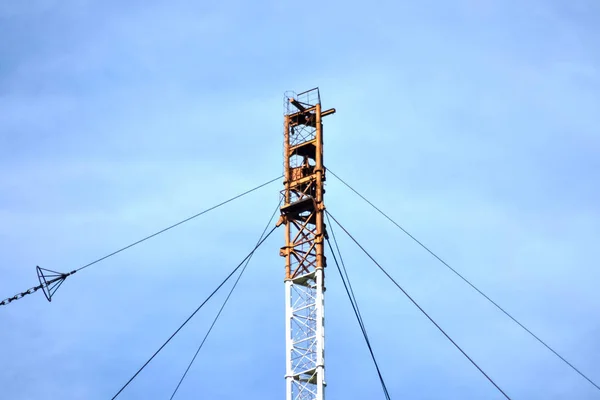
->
[76,176,281,273]
[0,176,281,307]
[325,213,392,399]
[110,225,278,400]
[169,200,282,399]
[326,210,512,400]
[327,168,600,392]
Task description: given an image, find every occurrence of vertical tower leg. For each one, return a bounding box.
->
[280,88,335,400]
[285,280,294,400]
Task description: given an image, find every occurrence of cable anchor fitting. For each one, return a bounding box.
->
[36,266,77,302]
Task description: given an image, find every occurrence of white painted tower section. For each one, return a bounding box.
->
[285,270,326,400]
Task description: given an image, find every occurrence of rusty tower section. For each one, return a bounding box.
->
[279,88,335,400]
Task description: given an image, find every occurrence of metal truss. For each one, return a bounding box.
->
[280,88,335,400]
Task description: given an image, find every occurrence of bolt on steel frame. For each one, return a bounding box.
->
[279,88,335,400]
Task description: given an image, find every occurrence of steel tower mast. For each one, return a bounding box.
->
[279,88,335,400]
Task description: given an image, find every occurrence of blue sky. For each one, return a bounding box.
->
[1,0,599,398]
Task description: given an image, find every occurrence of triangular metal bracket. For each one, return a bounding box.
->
[36,266,70,302]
